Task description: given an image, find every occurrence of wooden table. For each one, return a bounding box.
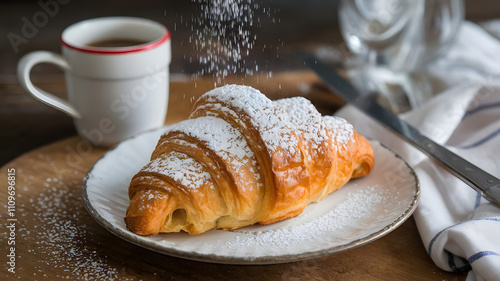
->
[0,72,467,280]
[5,0,498,279]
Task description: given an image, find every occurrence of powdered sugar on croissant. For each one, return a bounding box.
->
[125,85,374,235]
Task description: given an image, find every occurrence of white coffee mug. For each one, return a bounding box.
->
[17,17,171,147]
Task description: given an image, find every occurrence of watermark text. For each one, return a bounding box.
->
[6,168,16,274]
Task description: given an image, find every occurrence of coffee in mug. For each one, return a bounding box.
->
[85,39,150,48]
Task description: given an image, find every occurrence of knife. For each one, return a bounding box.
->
[304,55,500,207]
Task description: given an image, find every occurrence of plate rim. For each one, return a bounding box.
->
[82,126,420,265]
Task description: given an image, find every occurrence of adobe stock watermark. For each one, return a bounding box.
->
[6,168,16,274]
[63,64,168,169]
[7,0,71,54]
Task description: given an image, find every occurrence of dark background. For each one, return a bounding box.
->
[0,0,343,76]
[1,0,500,165]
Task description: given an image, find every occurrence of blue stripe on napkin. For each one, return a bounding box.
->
[447,251,472,272]
[470,193,484,218]
[428,217,500,256]
[458,127,500,149]
[474,193,482,209]
[468,251,500,264]
[464,101,500,118]
[445,251,500,272]
[457,101,500,149]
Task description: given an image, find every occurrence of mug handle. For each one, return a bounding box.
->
[17,51,81,119]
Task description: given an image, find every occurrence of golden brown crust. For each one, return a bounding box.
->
[125,85,374,235]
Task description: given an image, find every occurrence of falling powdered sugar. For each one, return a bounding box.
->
[189,0,258,84]
[225,185,391,249]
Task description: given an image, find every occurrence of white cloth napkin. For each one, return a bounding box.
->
[336,21,500,281]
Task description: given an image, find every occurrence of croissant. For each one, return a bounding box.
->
[125,85,374,235]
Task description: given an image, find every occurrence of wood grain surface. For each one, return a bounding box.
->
[4,0,495,279]
[0,72,466,280]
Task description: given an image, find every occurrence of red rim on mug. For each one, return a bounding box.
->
[60,17,170,55]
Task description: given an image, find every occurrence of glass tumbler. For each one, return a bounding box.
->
[338,0,464,112]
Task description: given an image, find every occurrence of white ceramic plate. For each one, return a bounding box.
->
[82,126,419,264]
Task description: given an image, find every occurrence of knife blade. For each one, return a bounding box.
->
[304,54,500,207]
